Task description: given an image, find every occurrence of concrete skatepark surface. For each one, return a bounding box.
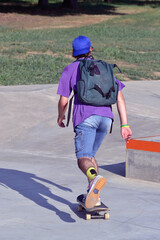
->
[0,81,160,240]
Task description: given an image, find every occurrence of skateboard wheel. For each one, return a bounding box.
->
[86,214,91,220]
[78,205,83,212]
[104,212,110,220]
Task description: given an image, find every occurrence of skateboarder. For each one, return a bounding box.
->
[57,36,132,208]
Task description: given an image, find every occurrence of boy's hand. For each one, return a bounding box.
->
[121,127,132,143]
[57,115,66,128]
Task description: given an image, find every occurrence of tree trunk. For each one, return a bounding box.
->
[38,0,49,7]
[104,0,112,3]
[62,0,78,9]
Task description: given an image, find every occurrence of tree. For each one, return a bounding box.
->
[38,0,49,7]
[38,0,78,9]
[62,0,78,9]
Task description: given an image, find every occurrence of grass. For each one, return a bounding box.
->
[0,55,69,85]
[0,2,160,85]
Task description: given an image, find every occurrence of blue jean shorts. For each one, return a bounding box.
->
[74,115,112,159]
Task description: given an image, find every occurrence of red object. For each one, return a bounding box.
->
[126,135,160,153]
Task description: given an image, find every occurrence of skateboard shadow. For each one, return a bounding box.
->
[99,162,125,177]
[0,168,76,223]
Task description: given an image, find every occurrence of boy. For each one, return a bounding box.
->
[57,36,132,208]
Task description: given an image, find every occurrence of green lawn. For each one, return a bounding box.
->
[0,2,160,85]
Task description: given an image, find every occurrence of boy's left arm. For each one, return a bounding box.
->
[116,91,132,142]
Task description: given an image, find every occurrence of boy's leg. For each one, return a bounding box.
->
[78,157,98,181]
[78,156,98,184]
[75,116,108,208]
[83,118,112,208]
[91,156,98,174]
[78,156,106,208]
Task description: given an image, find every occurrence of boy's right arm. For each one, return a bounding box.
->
[57,95,68,128]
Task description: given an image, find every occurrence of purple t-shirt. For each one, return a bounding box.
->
[57,61,125,128]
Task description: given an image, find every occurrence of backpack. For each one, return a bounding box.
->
[76,57,121,106]
[66,57,121,127]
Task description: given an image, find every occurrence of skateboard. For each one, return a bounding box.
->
[77,194,110,220]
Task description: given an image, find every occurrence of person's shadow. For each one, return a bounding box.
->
[0,168,76,223]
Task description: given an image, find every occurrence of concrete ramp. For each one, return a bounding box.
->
[0,81,160,240]
[126,135,160,182]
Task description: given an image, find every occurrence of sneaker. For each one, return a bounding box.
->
[85,175,106,208]
[95,197,101,206]
[86,185,101,206]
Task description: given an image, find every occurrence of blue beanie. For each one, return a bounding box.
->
[72,36,91,57]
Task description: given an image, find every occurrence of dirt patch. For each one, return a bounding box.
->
[117,7,148,15]
[0,6,147,30]
[154,72,160,77]
[13,50,73,60]
[116,73,132,81]
[0,13,116,29]
[13,50,56,59]
[116,61,138,69]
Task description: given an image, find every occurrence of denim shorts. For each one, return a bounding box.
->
[74,115,112,159]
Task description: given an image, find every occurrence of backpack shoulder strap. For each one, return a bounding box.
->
[66,93,74,127]
[113,64,122,73]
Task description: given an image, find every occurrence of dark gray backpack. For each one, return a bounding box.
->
[76,57,121,106]
[66,57,121,127]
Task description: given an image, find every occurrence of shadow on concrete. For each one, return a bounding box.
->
[99,162,125,177]
[0,168,76,223]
